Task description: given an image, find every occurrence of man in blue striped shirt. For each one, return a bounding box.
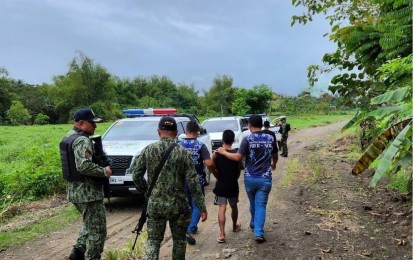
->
[216,114,278,242]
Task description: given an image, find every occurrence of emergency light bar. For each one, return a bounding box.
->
[122,108,178,116]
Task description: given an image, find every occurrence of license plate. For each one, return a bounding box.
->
[109,177,124,184]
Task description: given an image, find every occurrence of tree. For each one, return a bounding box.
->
[293,0,412,107]
[0,70,13,122]
[6,101,31,125]
[175,83,201,114]
[53,53,118,122]
[293,0,413,188]
[202,75,236,116]
[232,84,273,115]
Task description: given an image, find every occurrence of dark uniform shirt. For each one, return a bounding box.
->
[279,122,289,137]
[131,137,206,218]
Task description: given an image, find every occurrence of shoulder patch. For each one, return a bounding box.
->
[85,149,92,159]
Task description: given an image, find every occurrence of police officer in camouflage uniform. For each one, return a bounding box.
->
[60,108,112,260]
[130,116,207,260]
[278,116,289,157]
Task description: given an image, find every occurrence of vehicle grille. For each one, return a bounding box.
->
[212,140,222,150]
[107,155,133,176]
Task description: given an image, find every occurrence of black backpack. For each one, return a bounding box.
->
[286,123,291,132]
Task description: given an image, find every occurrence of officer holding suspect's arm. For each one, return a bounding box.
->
[59,108,112,260]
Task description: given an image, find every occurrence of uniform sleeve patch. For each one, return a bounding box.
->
[85,149,92,159]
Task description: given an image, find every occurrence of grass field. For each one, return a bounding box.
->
[0,122,113,208]
[270,114,352,129]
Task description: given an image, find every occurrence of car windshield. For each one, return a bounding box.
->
[203,120,239,132]
[103,121,159,141]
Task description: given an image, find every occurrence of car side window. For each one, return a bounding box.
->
[178,121,186,135]
[241,118,248,128]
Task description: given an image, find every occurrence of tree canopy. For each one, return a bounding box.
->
[292,0,413,188]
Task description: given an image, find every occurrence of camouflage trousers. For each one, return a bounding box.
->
[73,200,107,260]
[145,213,190,260]
[281,136,288,155]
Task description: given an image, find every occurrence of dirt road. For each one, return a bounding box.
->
[1,121,411,259]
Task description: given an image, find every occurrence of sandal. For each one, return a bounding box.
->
[186,233,196,245]
[217,237,225,243]
[233,222,242,232]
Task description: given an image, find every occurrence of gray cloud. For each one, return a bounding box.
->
[0,0,335,95]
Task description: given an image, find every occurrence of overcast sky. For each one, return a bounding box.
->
[0,0,336,96]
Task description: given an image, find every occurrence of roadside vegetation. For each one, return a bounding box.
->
[292,0,412,190]
[0,202,79,250]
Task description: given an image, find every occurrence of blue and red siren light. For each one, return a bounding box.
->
[122,108,178,116]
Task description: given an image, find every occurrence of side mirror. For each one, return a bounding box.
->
[200,126,207,134]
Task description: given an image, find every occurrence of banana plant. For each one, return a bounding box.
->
[348,84,412,187]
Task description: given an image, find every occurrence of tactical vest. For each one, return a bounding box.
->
[60,133,86,182]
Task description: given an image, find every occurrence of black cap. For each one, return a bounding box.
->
[249,114,263,128]
[74,108,103,122]
[158,116,177,131]
[264,120,270,128]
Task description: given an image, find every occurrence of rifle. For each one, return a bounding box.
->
[131,199,148,250]
[131,143,177,250]
[90,135,112,211]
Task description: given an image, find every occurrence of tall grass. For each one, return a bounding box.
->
[270,114,353,129]
[0,122,113,209]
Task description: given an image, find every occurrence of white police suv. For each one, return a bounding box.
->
[202,116,249,151]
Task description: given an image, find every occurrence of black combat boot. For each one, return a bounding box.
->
[68,246,85,260]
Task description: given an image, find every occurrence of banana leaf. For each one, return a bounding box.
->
[342,110,364,131]
[366,106,402,119]
[370,122,412,187]
[391,153,413,174]
[352,118,412,175]
[371,86,411,105]
[352,128,394,175]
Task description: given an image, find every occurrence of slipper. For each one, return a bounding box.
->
[186,233,196,245]
[217,237,225,243]
[233,222,242,232]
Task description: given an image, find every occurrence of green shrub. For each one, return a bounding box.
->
[387,170,412,194]
[34,113,49,125]
[6,101,30,125]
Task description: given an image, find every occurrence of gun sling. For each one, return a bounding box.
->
[132,142,177,250]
